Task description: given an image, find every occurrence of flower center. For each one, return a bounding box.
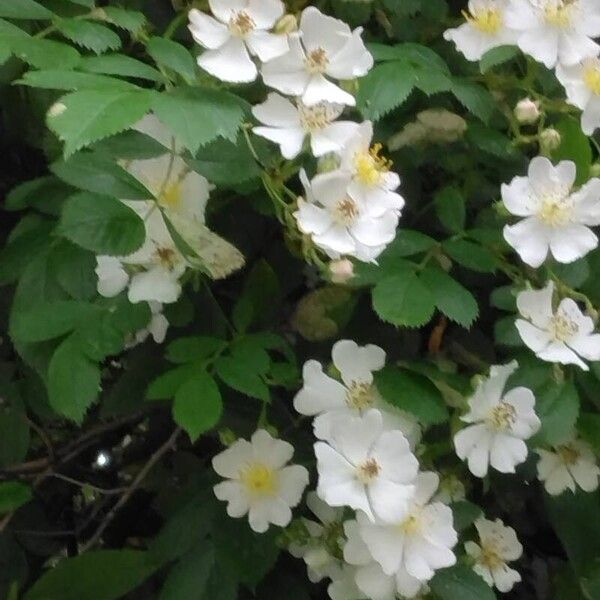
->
[542,0,577,27]
[557,443,580,465]
[488,401,516,431]
[583,60,600,96]
[399,510,423,535]
[356,458,381,484]
[229,11,255,36]
[305,47,329,74]
[240,463,277,496]
[537,194,573,227]
[480,542,504,569]
[334,196,359,225]
[345,381,376,410]
[159,182,182,209]
[155,246,179,269]
[462,7,503,33]
[354,144,392,186]
[297,101,341,132]
[549,312,579,342]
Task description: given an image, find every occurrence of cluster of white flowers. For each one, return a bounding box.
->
[444,0,600,135]
[188,2,405,264]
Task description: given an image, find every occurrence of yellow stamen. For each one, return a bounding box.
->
[345,382,377,410]
[462,7,503,34]
[240,463,277,496]
[549,313,579,342]
[557,443,580,464]
[480,543,505,569]
[488,402,516,431]
[399,511,422,535]
[543,0,577,27]
[229,11,255,36]
[305,47,329,74]
[538,194,573,227]
[159,183,182,209]
[356,458,380,484]
[583,62,600,96]
[354,144,392,186]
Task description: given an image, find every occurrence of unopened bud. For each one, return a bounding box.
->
[317,153,341,174]
[329,259,354,284]
[514,98,540,124]
[539,127,561,152]
[218,428,237,446]
[274,14,298,34]
[590,163,600,178]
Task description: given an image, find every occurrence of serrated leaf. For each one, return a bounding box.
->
[18,69,138,91]
[79,54,163,82]
[58,192,145,255]
[166,336,226,364]
[369,42,450,73]
[375,366,448,425]
[479,45,519,73]
[152,86,247,155]
[173,372,223,442]
[434,186,465,233]
[413,68,453,95]
[533,381,580,446]
[0,482,32,514]
[451,79,496,123]
[215,356,270,402]
[147,37,196,82]
[103,7,145,33]
[451,500,482,531]
[444,239,497,273]
[550,116,592,185]
[11,37,80,69]
[372,270,436,327]
[47,335,101,423]
[0,0,53,19]
[430,565,496,600]
[48,89,154,157]
[466,122,518,159]
[420,267,479,328]
[56,19,121,54]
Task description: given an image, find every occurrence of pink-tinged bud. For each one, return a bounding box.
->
[329,259,354,284]
[539,127,561,152]
[514,98,540,124]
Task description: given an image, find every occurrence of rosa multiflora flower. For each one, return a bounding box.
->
[124,301,169,348]
[188,0,287,83]
[536,436,600,495]
[516,281,600,370]
[213,429,309,533]
[444,0,517,61]
[502,156,600,267]
[454,361,540,478]
[315,409,419,523]
[465,518,522,592]
[261,6,373,106]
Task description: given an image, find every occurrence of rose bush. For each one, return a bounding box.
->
[0,0,599,598]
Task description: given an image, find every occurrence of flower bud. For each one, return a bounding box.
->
[274,14,298,34]
[329,259,354,284]
[539,127,561,152]
[317,153,341,174]
[590,163,600,178]
[514,98,540,124]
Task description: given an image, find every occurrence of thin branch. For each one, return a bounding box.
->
[50,473,129,496]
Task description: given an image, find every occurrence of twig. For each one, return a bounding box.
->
[80,428,182,552]
[50,473,129,496]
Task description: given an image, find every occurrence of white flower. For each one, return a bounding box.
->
[261,6,373,107]
[294,339,420,446]
[188,0,287,83]
[212,429,309,533]
[124,301,169,348]
[295,168,399,262]
[502,156,600,267]
[343,519,426,600]
[252,93,359,159]
[434,473,467,504]
[95,256,129,298]
[557,55,600,135]
[514,97,541,124]
[465,518,522,592]
[315,409,418,523]
[289,492,344,583]
[516,281,600,370]
[348,472,457,591]
[329,258,355,284]
[505,0,600,68]
[536,437,600,494]
[454,361,540,478]
[327,564,366,600]
[444,0,517,61]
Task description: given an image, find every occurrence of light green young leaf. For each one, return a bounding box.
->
[48,89,154,157]
[56,19,122,54]
[147,37,196,82]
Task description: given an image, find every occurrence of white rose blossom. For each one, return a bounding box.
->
[188,0,287,83]
[536,437,600,495]
[327,564,366,600]
[505,0,600,68]
[212,429,309,533]
[315,409,419,523]
[443,0,517,61]
[502,156,600,267]
[294,339,420,446]
[465,518,522,592]
[252,92,359,159]
[515,281,600,370]
[261,6,373,107]
[348,472,457,594]
[454,361,540,478]
[124,301,169,348]
[557,55,600,135]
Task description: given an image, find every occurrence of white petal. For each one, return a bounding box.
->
[294,360,348,416]
[528,156,576,196]
[208,0,245,23]
[350,212,399,247]
[537,340,588,370]
[581,97,600,136]
[311,121,360,157]
[358,521,405,575]
[571,178,600,225]
[212,438,253,478]
[251,429,294,468]
[278,465,309,506]
[294,200,332,236]
[355,563,396,600]
[332,339,386,386]
[413,471,440,506]
[516,282,554,328]
[557,30,599,67]
[327,28,374,79]
[261,35,309,96]
[246,30,288,62]
[253,125,305,159]
[372,430,418,483]
[148,312,169,343]
[314,224,356,255]
[549,224,598,264]
[489,434,527,473]
[214,480,250,517]
[503,218,550,268]
[300,6,350,55]
[492,565,521,592]
[501,176,536,217]
[252,92,299,127]
[517,28,559,68]
[569,333,600,362]
[128,267,182,304]
[246,0,284,29]
[369,479,415,523]
[96,256,129,297]
[197,37,257,83]
[188,9,230,49]
[302,74,356,107]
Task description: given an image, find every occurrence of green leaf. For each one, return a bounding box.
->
[420,267,479,328]
[533,381,580,446]
[479,45,519,73]
[375,366,448,425]
[0,409,31,468]
[51,152,153,199]
[434,187,466,233]
[550,116,592,185]
[0,482,32,514]
[48,336,101,423]
[50,242,97,301]
[578,413,600,454]
[152,87,247,155]
[430,565,496,600]
[24,550,159,600]
[11,37,80,69]
[444,239,497,273]
[451,79,495,123]
[166,336,226,364]
[56,19,121,54]
[147,37,196,82]
[451,501,482,531]
[369,43,450,73]
[215,356,270,402]
[10,300,95,343]
[92,130,167,160]
[18,69,139,92]
[48,89,154,157]
[59,192,145,255]
[103,7,146,33]
[357,62,415,120]
[173,372,223,442]
[79,54,163,82]
[466,123,518,159]
[372,269,436,327]
[146,364,197,401]
[160,544,217,600]
[0,0,53,19]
